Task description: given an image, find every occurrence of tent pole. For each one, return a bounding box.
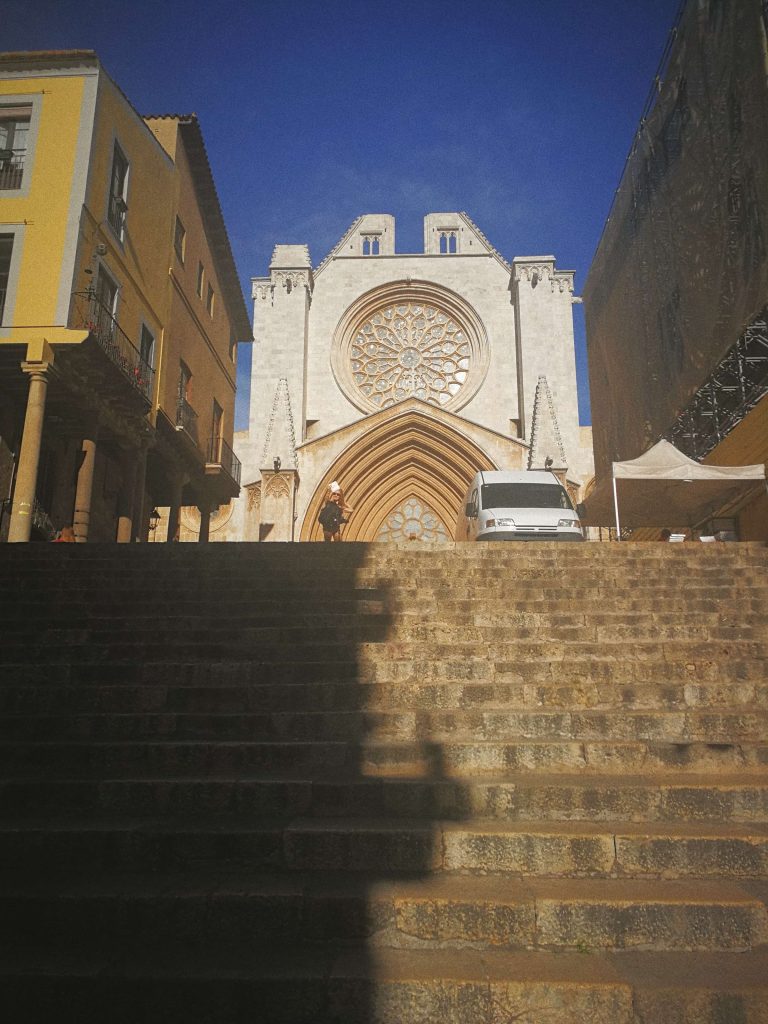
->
[612,475,621,541]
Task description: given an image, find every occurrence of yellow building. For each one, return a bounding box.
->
[0,50,251,543]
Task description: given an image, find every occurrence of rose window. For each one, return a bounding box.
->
[376,498,450,542]
[350,303,471,409]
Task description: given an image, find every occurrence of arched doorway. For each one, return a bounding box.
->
[300,408,496,541]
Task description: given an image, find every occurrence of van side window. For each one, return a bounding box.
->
[469,489,479,516]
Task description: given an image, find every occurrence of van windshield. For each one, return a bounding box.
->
[481,483,573,511]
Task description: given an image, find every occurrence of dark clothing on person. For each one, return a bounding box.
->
[318,501,344,533]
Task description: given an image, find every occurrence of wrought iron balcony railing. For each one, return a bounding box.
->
[32,497,56,540]
[0,496,55,540]
[107,193,127,236]
[176,396,199,443]
[207,435,242,486]
[71,291,154,402]
[0,147,25,190]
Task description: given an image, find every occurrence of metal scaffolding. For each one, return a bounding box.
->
[666,306,768,460]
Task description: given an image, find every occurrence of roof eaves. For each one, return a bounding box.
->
[0,49,99,70]
[174,116,251,340]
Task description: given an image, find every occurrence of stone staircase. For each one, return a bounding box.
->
[0,542,767,1023]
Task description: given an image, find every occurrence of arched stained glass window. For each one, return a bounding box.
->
[376,497,449,542]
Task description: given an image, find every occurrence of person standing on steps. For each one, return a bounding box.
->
[318,480,353,542]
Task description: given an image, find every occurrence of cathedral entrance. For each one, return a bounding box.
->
[299,406,495,542]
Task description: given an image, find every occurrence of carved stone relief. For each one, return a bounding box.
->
[265,475,291,499]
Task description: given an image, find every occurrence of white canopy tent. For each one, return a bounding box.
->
[581,439,766,537]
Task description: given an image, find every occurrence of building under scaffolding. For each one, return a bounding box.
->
[583,0,768,538]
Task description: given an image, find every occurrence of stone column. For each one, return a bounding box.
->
[166,474,184,543]
[131,446,149,542]
[8,362,52,543]
[197,503,211,544]
[115,452,138,543]
[73,425,100,543]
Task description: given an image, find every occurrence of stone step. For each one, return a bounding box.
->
[2,773,766,824]
[7,603,767,625]
[2,678,765,716]
[3,599,767,627]
[1,817,766,878]
[1,637,764,667]
[6,619,767,647]
[1,565,765,589]
[3,580,766,610]
[1,872,765,953]
[2,708,765,743]
[13,554,757,570]
[1,543,763,561]
[2,737,766,777]
[364,652,768,685]
[3,946,768,1024]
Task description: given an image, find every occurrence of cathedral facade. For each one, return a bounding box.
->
[214,213,593,543]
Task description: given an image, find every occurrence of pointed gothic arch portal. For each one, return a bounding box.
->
[300,410,497,542]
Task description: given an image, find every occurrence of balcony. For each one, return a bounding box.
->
[71,291,154,403]
[176,397,199,444]
[0,147,25,190]
[206,435,242,486]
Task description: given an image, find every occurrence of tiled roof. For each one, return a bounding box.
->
[0,50,98,67]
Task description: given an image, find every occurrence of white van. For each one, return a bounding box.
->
[456,470,583,542]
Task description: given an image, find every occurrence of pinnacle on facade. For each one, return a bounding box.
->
[528,374,568,472]
[260,377,298,470]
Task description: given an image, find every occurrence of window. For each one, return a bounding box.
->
[348,300,471,408]
[206,283,214,316]
[0,104,31,190]
[107,142,129,239]
[139,324,155,369]
[211,399,223,449]
[91,265,118,350]
[480,482,573,511]
[362,234,380,256]
[177,361,197,439]
[174,216,186,263]
[95,265,118,315]
[0,233,12,323]
[376,497,449,542]
[196,261,204,298]
[229,335,237,362]
[439,230,457,254]
[179,360,193,402]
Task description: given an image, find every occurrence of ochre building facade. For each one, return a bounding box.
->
[210,213,592,543]
[0,51,250,544]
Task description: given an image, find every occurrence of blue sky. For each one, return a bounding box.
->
[5,0,682,429]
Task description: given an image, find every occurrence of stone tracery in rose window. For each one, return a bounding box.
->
[350,303,471,409]
[376,497,450,542]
